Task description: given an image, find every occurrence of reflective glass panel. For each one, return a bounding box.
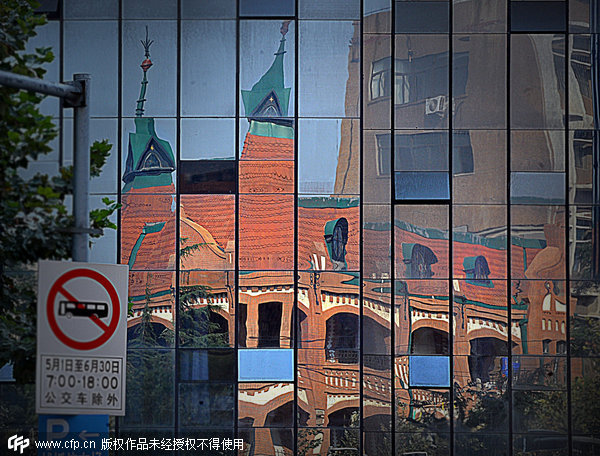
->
[569,0,595,33]
[239,161,294,194]
[453,280,508,356]
[180,118,235,160]
[298,197,360,271]
[453,205,507,279]
[453,130,506,204]
[298,350,360,427]
[453,0,507,33]
[121,117,177,193]
[395,172,450,199]
[364,35,392,130]
[452,34,507,129]
[364,432,393,456]
[297,429,359,454]
[238,271,294,348]
[64,21,118,117]
[181,0,236,19]
[397,432,450,456]
[364,280,392,355]
[570,131,599,204]
[513,390,567,433]
[511,1,567,32]
[510,172,566,204]
[240,0,295,16]
[180,195,235,271]
[396,280,450,355]
[238,383,294,427]
[179,383,234,428]
[395,34,449,129]
[363,205,392,278]
[299,119,359,195]
[122,21,176,117]
[510,205,566,280]
[454,433,508,455]
[239,428,294,456]
[239,118,295,161]
[511,280,567,356]
[122,349,174,428]
[395,205,450,280]
[299,21,359,117]
[240,21,295,117]
[571,357,600,435]
[512,356,567,389]
[395,2,449,33]
[511,130,565,172]
[510,34,566,129]
[181,21,236,116]
[396,356,450,433]
[363,132,392,204]
[178,349,235,381]
[395,131,448,171]
[122,0,177,18]
[363,356,392,431]
[64,0,118,19]
[297,272,360,352]
[569,35,596,129]
[300,0,360,19]
[120,193,176,270]
[127,271,175,348]
[239,195,294,270]
[179,271,234,348]
[364,0,392,33]
[179,161,236,194]
[453,355,509,433]
[570,281,600,356]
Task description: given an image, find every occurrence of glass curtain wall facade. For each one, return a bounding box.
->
[5,0,600,455]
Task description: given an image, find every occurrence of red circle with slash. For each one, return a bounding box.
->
[46,268,120,350]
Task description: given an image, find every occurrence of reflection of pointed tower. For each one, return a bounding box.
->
[239,22,294,270]
[121,27,176,280]
[122,27,175,193]
[242,21,292,119]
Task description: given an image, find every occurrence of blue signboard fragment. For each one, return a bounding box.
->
[238,349,294,381]
[409,355,450,387]
[38,414,108,456]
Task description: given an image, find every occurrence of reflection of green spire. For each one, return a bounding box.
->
[136,26,154,117]
[242,23,291,117]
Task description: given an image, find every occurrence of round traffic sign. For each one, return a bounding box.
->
[46,268,121,350]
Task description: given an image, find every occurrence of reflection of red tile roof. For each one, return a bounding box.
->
[453,242,507,278]
[298,205,360,271]
[363,227,391,277]
[241,133,294,160]
[239,161,294,193]
[120,189,176,270]
[180,195,235,251]
[239,194,294,270]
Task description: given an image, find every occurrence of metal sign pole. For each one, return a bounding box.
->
[71,74,91,262]
[0,69,91,262]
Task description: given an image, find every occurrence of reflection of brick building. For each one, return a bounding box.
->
[117,5,593,454]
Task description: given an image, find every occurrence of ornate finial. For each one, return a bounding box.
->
[136,26,153,117]
[280,20,291,37]
[141,26,153,59]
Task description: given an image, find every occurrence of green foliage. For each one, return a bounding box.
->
[0,0,119,384]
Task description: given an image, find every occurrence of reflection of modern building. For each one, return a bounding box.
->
[12,1,600,456]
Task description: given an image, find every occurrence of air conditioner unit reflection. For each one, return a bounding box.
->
[425,95,447,115]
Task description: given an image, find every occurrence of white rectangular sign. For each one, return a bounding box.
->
[36,260,128,415]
